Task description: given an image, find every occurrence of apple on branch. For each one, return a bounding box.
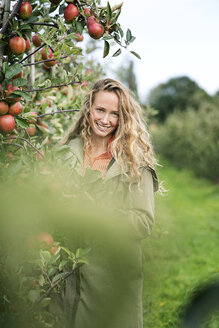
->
[0,102,9,115]
[32,34,41,47]
[18,1,32,20]
[87,17,105,39]
[9,36,26,55]
[64,4,79,23]
[75,33,84,42]
[0,114,15,133]
[9,102,23,116]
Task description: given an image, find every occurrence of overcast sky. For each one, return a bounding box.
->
[99,0,219,101]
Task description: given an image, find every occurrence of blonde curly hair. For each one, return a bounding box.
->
[61,78,157,182]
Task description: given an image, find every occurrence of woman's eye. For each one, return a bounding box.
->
[96,108,103,112]
[112,112,119,117]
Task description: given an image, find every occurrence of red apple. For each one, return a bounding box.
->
[7,84,21,103]
[9,36,26,55]
[75,33,84,42]
[25,34,31,52]
[0,102,9,115]
[37,232,54,248]
[26,125,36,136]
[84,7,91,18]
[0,114,15,133]
[40,47,53,60]
[87,16,96,27]
[88,21,104,39]
[45,58,57,67]
[32,34,41,47]
[64,4,79,23]
[19,1,32,19]
[81,80,88,88]
[38,120,48,129]
[9,102,22,116]
[85,69,92,75]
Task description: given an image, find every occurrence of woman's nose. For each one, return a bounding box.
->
[101,114,109,124]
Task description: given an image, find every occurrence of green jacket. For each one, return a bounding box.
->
[67,137,158,240]
[56,137,158,328]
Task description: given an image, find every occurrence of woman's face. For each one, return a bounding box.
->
[89,91,119,140]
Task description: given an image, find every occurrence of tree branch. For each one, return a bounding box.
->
[2,142,25,149]
[36,263,83,305]
[22,81,79,93]
[0,0,23,35]
[37,109,79,119]
[30,22,59,28]
[3,136,44,159]
[23,56,68,67]
[19,43,46,64]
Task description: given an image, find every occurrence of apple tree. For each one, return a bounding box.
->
[0,0,139,176]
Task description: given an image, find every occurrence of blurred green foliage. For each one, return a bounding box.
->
[147,76,212,121]
[151,104,219,182]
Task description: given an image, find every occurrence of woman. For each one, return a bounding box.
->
[60,78,158,328]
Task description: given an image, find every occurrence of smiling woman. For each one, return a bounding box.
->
[59,78,159,327]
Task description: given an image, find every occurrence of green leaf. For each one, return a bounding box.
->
[39,274,45,287]
[59,4,65,15]
[5,63,23,80]
[49,3,59,13]
[2,62,8,74]
[126,29,132,42]
[76,21,83,34]
[15,117,29,129]
[59,259,68,271]
[61,246,71,256]
[19,24,31,31]
[40,250,51,264]
[48,267,58,277]
[76,247,91,258]
[103,40,110,58]
[25,16,38,24]
[102,35,113,41]
[51,272,68,284]
[112,8,121,22]
[7,160,22,175]
[9,90,31,101]
[107,1,112,22]
[112,48,122,57]
[48,251,60,265]
[12,78,27,87]
[78,258,89,264]
[130,50,141,59]
[28,289,40,303]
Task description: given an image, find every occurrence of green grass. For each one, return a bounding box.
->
[142,160,219,327]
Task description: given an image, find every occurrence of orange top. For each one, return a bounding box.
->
[83,136,114,177]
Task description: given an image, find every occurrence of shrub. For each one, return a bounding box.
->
[152,105,219,182]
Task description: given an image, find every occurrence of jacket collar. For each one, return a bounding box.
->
[68,137,126,180]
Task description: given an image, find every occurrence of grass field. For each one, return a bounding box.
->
[142,160,219,327]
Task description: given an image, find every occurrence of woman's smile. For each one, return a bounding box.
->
[89,90,119,141]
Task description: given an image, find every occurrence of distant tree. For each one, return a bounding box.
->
[147,76,212,121]
[115,59,139,100]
